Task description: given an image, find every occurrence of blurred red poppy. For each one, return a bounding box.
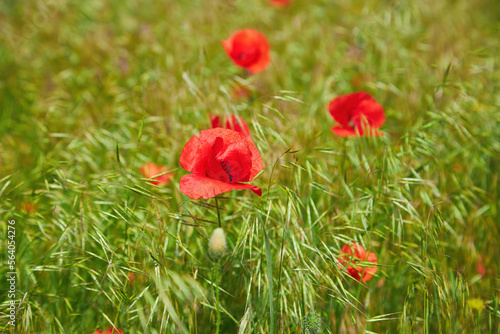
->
[270,0,291,7]
[140,163,172,186]
[477,255,486,276]
[231,83,251,99]
[328,91,385,137]
[22,201,36,213]
[179,128,263,199]
[93,327,124,334]
[128,271,137,285]
[338,242,378,282]
[211,114,251,138]
[222,29,270,74]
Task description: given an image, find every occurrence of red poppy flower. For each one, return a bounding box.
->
[222,29,270,74]
[140,163,172,186]
[211,114,251,138]
[179,128,263,199]
[94,328,124,334]
[338,242,378,282]
[328,91,385,137]
[270,0,291,7]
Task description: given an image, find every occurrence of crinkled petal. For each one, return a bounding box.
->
[216,141,252,182]
[206,137,231,183]
[180,174,262,199]
[198,128,263,181]
[179,135,211,174]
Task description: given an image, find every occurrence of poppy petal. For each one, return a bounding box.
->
[198,128,262,180]
[338,242,378,282]
[206,137,232,183]
[328,93,361,127]
[229,115,251,138]
[180,174,262,199]
[216,141,253,182]
[247,38,270,74]
[211,115,221,128]
[356,97,385,128]
[179,135,211,174]
[328,91,385,137]
[331,126,357,137]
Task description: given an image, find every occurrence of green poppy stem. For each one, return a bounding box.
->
[215,259,221,334]
[215,196,222,228]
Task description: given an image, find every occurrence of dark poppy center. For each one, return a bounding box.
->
[233,47,259,67]
[219,159,233,182]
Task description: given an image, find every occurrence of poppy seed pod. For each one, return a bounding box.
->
[209,228,227,260]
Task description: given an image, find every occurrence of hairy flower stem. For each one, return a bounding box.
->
[215,196,222,228]
[215,259,221,334]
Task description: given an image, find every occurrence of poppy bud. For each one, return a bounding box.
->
[208,228,227,260]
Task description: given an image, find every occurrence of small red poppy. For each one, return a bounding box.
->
[328,91,385,137]
[22,201,36,213]
[338,242,378,282]
[222,29,270,74]
[270,0,291,7]
[211,114,251,138]
[93,327,124,334]
[477,255,486,276]
[140,163,172,186]
[179,128,263,199]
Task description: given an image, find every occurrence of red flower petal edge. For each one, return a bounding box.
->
[179,128,263,199]
[328,91,385,137]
